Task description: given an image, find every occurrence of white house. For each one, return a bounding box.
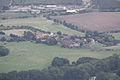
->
[66,9,78,13]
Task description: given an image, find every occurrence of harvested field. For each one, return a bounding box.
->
[2,29,30,36]
[51,12,120,32]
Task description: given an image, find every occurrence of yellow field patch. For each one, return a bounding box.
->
[2,29,30,36]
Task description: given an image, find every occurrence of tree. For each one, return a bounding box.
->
[23,31,36,40]
[0,46,9,56]
[57,31,62,35]
[47,37,57,45]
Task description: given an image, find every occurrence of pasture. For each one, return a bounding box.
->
[0,16,84,36]
[0,41,118,73]
[51,12,120,32]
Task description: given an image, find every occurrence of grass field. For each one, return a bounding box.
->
[0,16,84,36]
[0,41,119,73]
[104,44,120,49]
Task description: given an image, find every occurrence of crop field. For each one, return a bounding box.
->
[0,16,84,36]
[51,12,120,32]
[2,29,31,36]
[0,41,118,73]
[0,11,32,20]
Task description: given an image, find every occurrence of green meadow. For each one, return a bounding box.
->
[0,16,84,36]
[0,41,118,73]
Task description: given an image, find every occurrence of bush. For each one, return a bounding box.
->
[52,57,70,67]
[0,46,9,56]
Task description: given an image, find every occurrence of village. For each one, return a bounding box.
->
[0,27,96,48]
[8,5,87,14]
[30,31,96,48]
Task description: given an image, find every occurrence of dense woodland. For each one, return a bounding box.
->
[0,54,120,80]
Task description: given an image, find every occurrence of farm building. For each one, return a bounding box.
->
[60,39,81,48]
[36,33,56,39]
[36,33,50,39]
[66,9,78,13]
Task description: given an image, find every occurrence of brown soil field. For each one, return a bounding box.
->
[51,12,120,32]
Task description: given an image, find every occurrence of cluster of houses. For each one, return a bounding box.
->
[8,5,86,14]
[35,32,96,48]
[36,33,56,39]
[58,35,95,48]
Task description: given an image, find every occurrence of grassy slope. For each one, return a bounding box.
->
[0,16,84,36]
[0,41,118,73]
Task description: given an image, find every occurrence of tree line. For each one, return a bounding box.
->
[0,25,48,33]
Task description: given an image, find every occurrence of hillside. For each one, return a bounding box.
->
[0,0,120,9]
[93,0,120,9]
[0,0,10,6]
[0,0,82,5]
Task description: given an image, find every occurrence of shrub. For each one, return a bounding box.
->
[0,46,9,57]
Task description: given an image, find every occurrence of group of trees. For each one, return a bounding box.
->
[52,19,82,32]
[0,54,120,80]
[23,31,36,41]
[85,31,119,46]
